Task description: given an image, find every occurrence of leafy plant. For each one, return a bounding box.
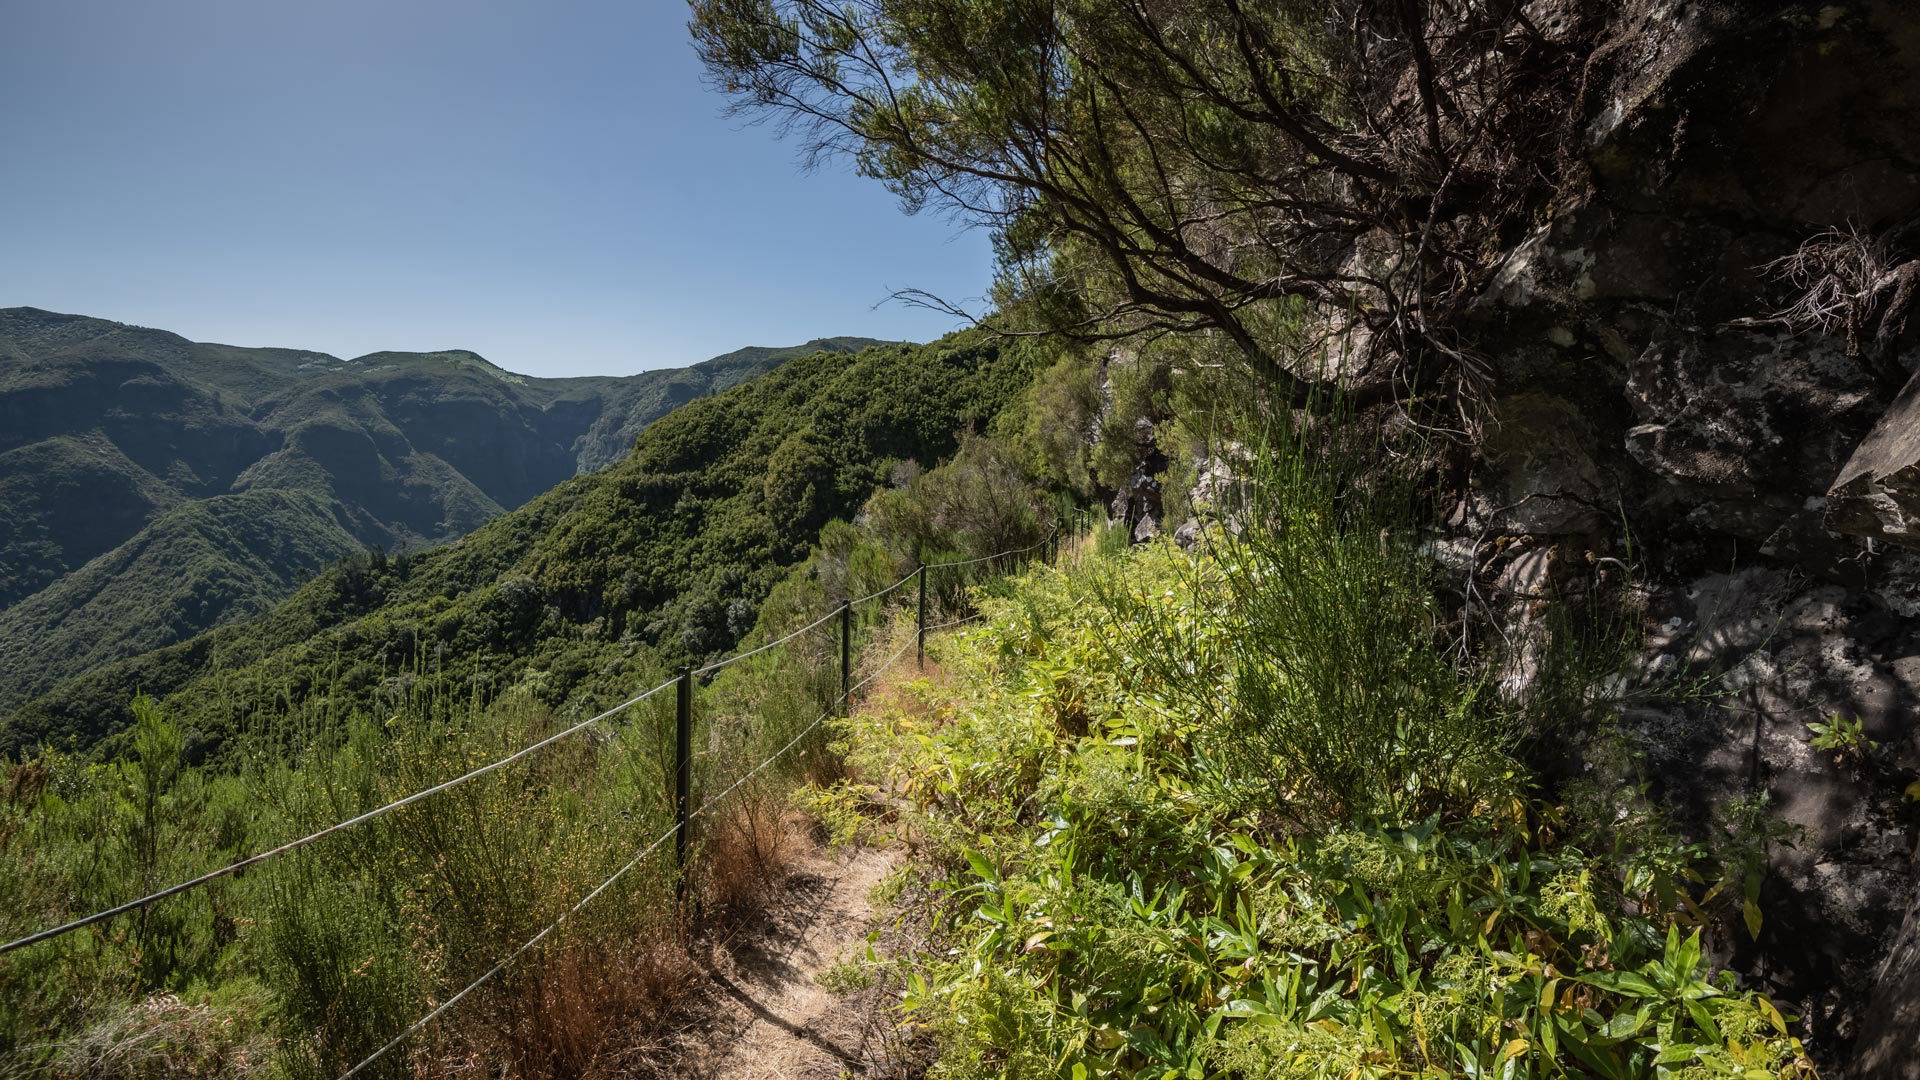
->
[1807,713,1878,767]
[835,525,1812,1079]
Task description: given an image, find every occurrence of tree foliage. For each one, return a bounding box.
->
[693,0,1593,404]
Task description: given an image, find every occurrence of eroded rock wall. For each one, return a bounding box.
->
[1462,2,1920,1071]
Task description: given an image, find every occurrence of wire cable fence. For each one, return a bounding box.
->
[340,634,920,1079]
[0,527,1070,961]
[0,676,681,958]
[2,513,1096,1078]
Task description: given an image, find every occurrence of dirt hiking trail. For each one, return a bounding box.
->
[686,840,902,1079]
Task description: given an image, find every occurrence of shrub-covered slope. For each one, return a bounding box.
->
[0,491,386,710]
[1,330,1034,754]
[0,306,883,708]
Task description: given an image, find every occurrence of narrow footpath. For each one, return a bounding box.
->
[684,840,902,1079]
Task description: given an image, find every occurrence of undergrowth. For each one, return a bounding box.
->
[0,602,876,1078]
[825,517,1813,1078]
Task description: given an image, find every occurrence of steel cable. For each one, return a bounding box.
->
[0,676,679,957]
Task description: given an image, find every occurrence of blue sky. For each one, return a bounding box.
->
[0,1,993,376]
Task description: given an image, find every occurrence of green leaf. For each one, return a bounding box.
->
[1684,998,1721,1043]
[963,847,998,883]
[1654,1043,1700,1064]
[1578,970,1659,998]
[1676,929,1703,975]
[1602,1010,1644,1040]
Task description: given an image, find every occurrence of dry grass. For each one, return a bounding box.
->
[407,921,696,1080]
[697,794,799,919]
[433,630,926,1079]
[41,992,276,1080]
[426,793,807,1078]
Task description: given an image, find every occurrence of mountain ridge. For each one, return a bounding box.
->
[0,328,1033,755]
[0,306,892,710]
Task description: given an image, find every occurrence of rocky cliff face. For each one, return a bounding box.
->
[1453,2,1920,1072]
[1120,3,1920,1070]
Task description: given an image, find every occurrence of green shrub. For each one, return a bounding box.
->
[1099,427,1518,827]
[1016,354,1100,497]
[863,433,1051,566]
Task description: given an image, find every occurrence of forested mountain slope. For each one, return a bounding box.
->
[0,307,883,710]
[0,330,1033,755]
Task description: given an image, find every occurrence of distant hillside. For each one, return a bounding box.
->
[0,307,887,710]
[1,330,1033,755]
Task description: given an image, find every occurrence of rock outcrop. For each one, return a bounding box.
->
[1454,2,1920,1072]
[1828,368,1920,549]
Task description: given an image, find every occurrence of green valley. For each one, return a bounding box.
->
[0,307,886,714]
[0,330,1036,755]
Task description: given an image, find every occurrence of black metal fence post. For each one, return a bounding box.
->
[839,601,851,711]
[916,564,927,670]
[674,667,692,901]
